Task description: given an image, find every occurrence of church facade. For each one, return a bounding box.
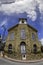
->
[5,18,41,60]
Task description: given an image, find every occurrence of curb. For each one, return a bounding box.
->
[4,55,43,63]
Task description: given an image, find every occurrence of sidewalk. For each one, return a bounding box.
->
[4,55,43,63]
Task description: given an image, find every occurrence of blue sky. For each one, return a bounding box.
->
[0,0,43,44]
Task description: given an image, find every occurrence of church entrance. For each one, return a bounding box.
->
[20,41,26,60]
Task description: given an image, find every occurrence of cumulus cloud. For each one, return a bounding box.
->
[36,0,43,14]
[0,0,15,3]
[0,0,43,21]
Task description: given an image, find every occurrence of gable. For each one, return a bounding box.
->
[8,23,37,32]
[8,18,37,32]
[8,24,18,31]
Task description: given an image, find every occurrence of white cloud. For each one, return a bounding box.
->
[36,0,43,13]
[0,0,15,3]
[40,39,43,45]
[0,0,43,21]
[27,11,37,21]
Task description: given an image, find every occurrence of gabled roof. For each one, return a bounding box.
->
[8,23,37,32]
[8,24,18,31]
[27,24,37,32]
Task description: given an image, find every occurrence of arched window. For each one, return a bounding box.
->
[20,42,26,54]
[9,32,14,40]
[32,33,35,40]
[19,18,27,24]
[8,44,12,49]
[22,19,25,23]
[8,44,12,54]
[21,29,26,39]
[33,44,37,54]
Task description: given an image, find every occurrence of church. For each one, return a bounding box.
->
[5,18,41,60]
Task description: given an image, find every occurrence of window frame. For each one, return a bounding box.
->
[32,33,35,40]
[33,44,37,54]
[20,42,26,54]
[9,32,14,40]
[8,44,12,54]
[20,29,26,40]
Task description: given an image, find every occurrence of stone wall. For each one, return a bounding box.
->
[5,24,41,60]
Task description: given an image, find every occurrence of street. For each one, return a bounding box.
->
[0,58,43,65]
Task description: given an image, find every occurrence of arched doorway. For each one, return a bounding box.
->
[20,41,26,60]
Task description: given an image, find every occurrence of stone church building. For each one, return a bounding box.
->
[5,18,41,60]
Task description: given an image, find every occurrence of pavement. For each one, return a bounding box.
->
[4,55,43,63]
[0,57,43,65]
